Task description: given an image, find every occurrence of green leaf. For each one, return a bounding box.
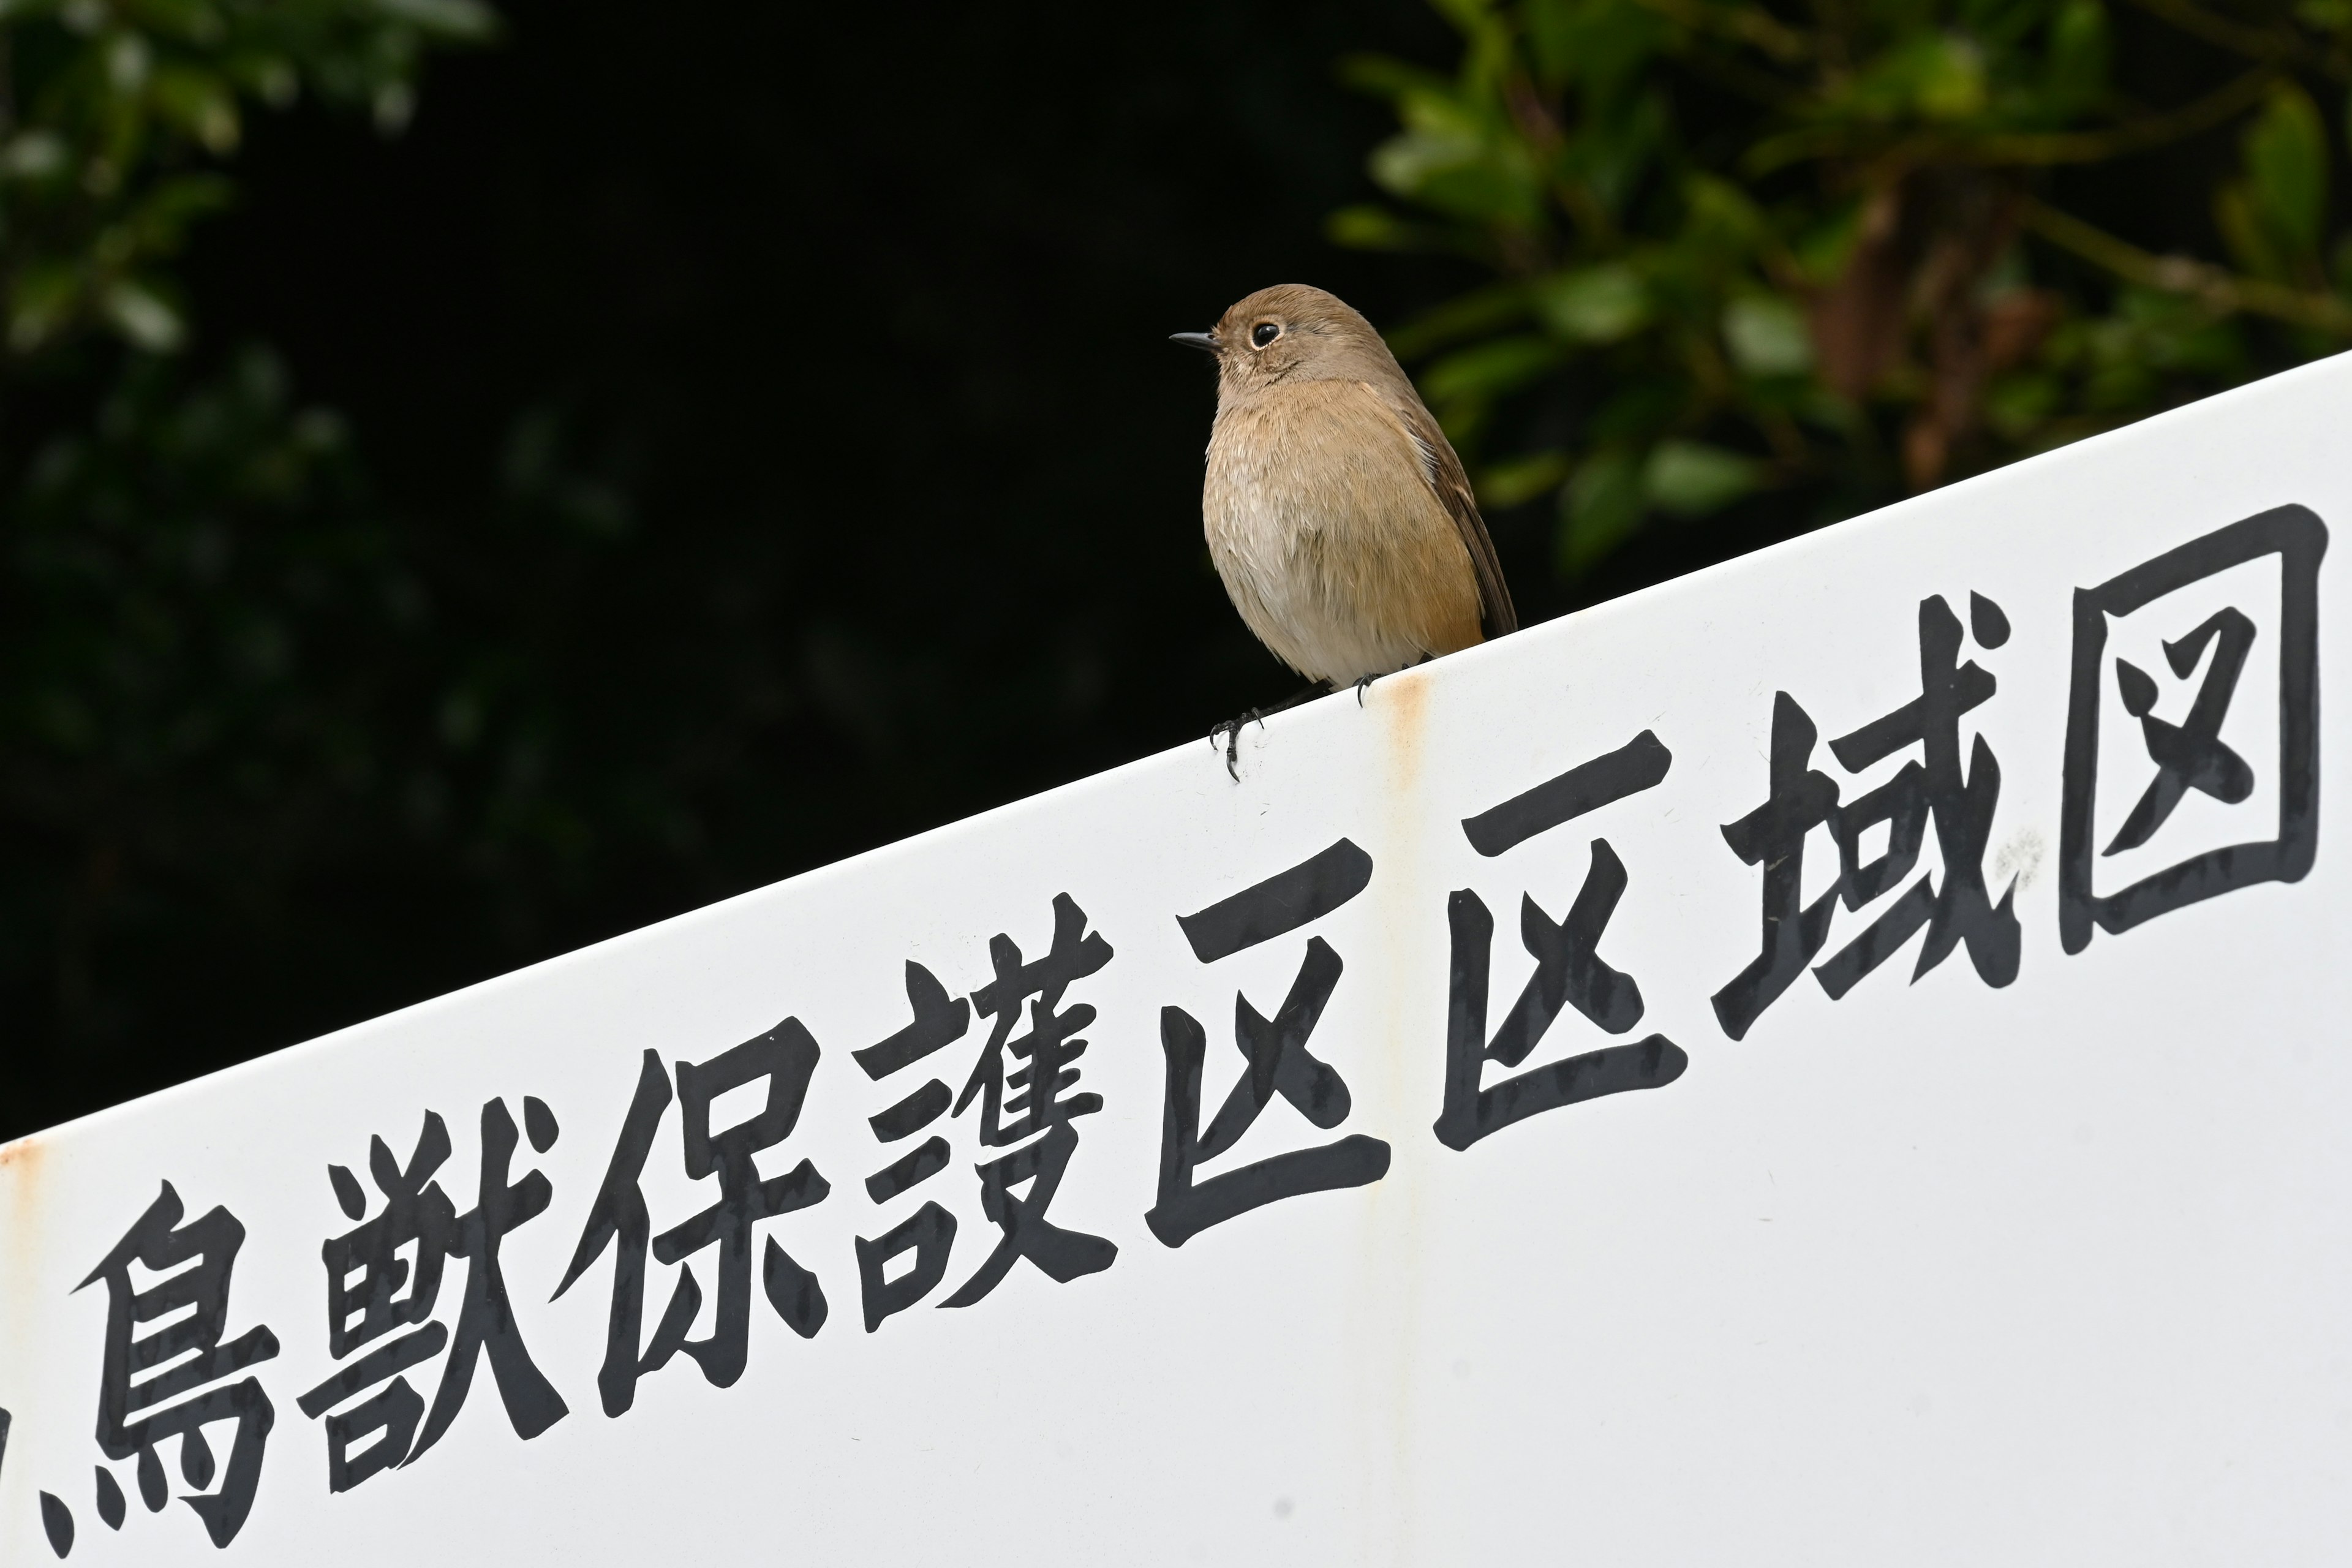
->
[107,32,155,93]
[1558,450,1644,576]
[1428,0,1499,32]
[1586,377,1683,443]
[119,0,223,43]
[374,81,417,134]
[1793,200,1866,285]
[1525,0,1672,98]
[1843,34,1988,123]
[151,64,242,152]
[1366,126,1477,200]
[1336,53,1455,104]
[371,0,499,42]
[2044,0,2109,115]
[1420,334,1566,404]
[1534,263,1648,342]
[1984,371,2060,438]
[1572,88,1666,216]
[0,131,72,178]
[230,53,300,108]
[1913,36,1988,121]
[1327,204,1434,252]
[1384,282,1531,360]
[102,279,184,352]
[1477,450,1569,507]
[2245,82,2328,256]
[2214,182,2283,282]
[1368,115,1545,228]
[1722,295,1813,375]
[1642,440,1760,515]
[9,260,83,351]
[132,170,236,232]
[1681,174,1766,248]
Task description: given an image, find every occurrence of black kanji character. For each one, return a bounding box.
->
[662,1031,831,1368]
[851,962,968,1332]
[1714,594,2019,1039]
[412,1099,567,1458]
[1441,731,1687,1150]
[1711,693,1841,1041]
[1148,840,1390,1246]
[40,1490,75,1561]
[296,1099,567,1491]
[553,1023,831,1418]
[77,1183,279,1548]
[295,1111,454,1491]
[1808,593,2019,1000]
[2104,608,2256,853]
[551,1053,679,1419]
[854,1200,959,1333]
[943,894,1118,1305]
[2061,505,2326,949]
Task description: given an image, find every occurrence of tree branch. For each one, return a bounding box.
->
[1747,68,2272,175]
[2021,197,2352,333]
[2119,0,2348,81]
[1959,68,2273,164]
[1631,0,1814,64]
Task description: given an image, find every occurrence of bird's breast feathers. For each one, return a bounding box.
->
[1202,379,1483,685]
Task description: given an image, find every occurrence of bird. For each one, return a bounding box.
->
[1172,284,1515,774]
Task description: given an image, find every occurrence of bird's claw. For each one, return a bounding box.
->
[1208,685,1324,780]
[1354,673,1381,707]
[1209,712,1251,780]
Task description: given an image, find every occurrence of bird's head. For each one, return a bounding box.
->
[1171,284,1401,397]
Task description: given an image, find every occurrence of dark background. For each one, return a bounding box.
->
[9,1,1780,1139]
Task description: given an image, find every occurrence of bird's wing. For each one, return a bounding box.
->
[1368,381,1518,638]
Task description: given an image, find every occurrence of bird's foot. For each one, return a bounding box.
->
[1208,684,1329,779]
[1209,712,1256,780]
[1353,672,1381,707]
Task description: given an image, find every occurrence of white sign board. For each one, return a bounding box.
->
[2,357,2347,1565]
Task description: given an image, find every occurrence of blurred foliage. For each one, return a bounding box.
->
[0,341,649,1057]
[0,0,491,358]
[0,0,487,1096]
[1338,0,2352,574]
[3,350,411,1038]
[19,0,2347,1141]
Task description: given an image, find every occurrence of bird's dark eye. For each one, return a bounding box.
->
[1251,321,1281,348]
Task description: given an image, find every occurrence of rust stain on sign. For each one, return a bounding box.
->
[1,1134,47,1349]
[0,1133,44,1213]
[1365,665,1438,1548]
[1378,668,1431,796]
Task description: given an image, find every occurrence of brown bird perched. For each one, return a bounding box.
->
[1174,284,1515,773]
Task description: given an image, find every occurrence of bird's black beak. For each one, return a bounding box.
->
[1169,331,1218,355]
